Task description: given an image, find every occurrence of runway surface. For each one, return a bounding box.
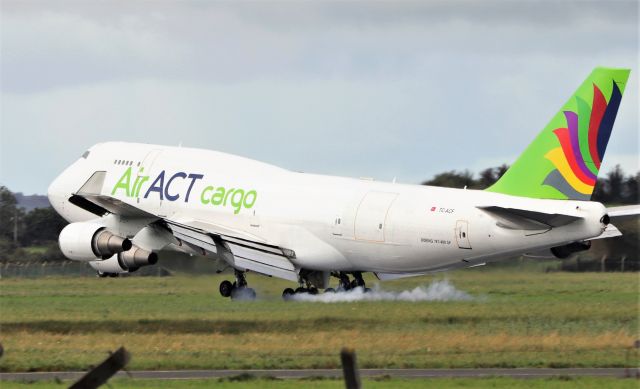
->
[1,368,635,381]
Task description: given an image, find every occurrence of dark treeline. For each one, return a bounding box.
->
[422,164,639,204]
[0,186,67,261]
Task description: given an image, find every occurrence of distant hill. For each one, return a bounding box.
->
[14,193,50,211]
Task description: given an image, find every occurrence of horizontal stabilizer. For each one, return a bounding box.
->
[588,223,622,241]
[607,205,640,221]
[478,206,582,230]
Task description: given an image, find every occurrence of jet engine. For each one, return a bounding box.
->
[550,241,592,259]
[89,245,158,275]
[59,221,132,261]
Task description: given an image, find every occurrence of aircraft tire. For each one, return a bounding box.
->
[282,288,295,300]
[219,280,233,298]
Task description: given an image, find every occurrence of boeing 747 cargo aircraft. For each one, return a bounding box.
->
[48,67,638,299]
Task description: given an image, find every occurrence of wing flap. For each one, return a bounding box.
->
[169,223,219,254]
[164,219,299,282]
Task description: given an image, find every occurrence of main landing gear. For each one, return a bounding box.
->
[281,271,371,300]
[219,270,256,300]
[338,271,370,292]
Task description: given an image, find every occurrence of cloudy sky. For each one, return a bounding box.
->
[1,0,638,195]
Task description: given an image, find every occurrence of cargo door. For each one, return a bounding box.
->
[455,220,472,249]
[354,192,398,242]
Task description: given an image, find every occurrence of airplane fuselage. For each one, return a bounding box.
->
[48,142,606,275]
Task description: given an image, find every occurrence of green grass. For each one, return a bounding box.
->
[0,377,637,389]
[20,246,48,255]
[0,269,638,372]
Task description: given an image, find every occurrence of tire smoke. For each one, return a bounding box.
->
[289,279,473,303]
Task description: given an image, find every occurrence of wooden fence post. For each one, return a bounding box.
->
[341,348,361,389]
[69,347,130,389]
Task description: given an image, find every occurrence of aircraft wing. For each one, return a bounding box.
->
[70,171,158,218]
[68,186,299,282]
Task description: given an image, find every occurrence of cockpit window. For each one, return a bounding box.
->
[81,150,90,159]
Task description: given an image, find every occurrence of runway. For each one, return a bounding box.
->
[1,368,635,381]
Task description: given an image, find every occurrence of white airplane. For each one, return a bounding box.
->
[49,67,638,299]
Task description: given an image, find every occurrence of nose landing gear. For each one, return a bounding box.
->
[219,270,256,300]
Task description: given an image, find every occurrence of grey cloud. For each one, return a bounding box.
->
[2,1,637,93]
[0,0,637,194]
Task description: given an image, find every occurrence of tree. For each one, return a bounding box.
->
[624,172,639,204]
[20,207,68,246]
[422,170,477,189]
[0,186,18,242]
[477,164,509,189]
[605,165,626,204]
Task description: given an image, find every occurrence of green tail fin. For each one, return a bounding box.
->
[487,67,630,200]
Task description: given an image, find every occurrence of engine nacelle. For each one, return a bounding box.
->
[89,245,158,275]
[59,221,132,261]
[550,241,592,259]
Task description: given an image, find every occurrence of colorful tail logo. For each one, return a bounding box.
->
[542,81,622,200]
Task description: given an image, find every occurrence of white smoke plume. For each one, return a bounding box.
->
[289,279,473,303]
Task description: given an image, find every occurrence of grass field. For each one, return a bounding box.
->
[1,377,638,389]
[0,268,638,373]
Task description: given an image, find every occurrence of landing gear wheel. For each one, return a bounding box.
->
[308,286,319,295]
[282,288,295,300]
[97,271,108,278]
[295,287,308,294]
[219,280,233,298]
[364,287,372,293]
[324,287,336,293]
